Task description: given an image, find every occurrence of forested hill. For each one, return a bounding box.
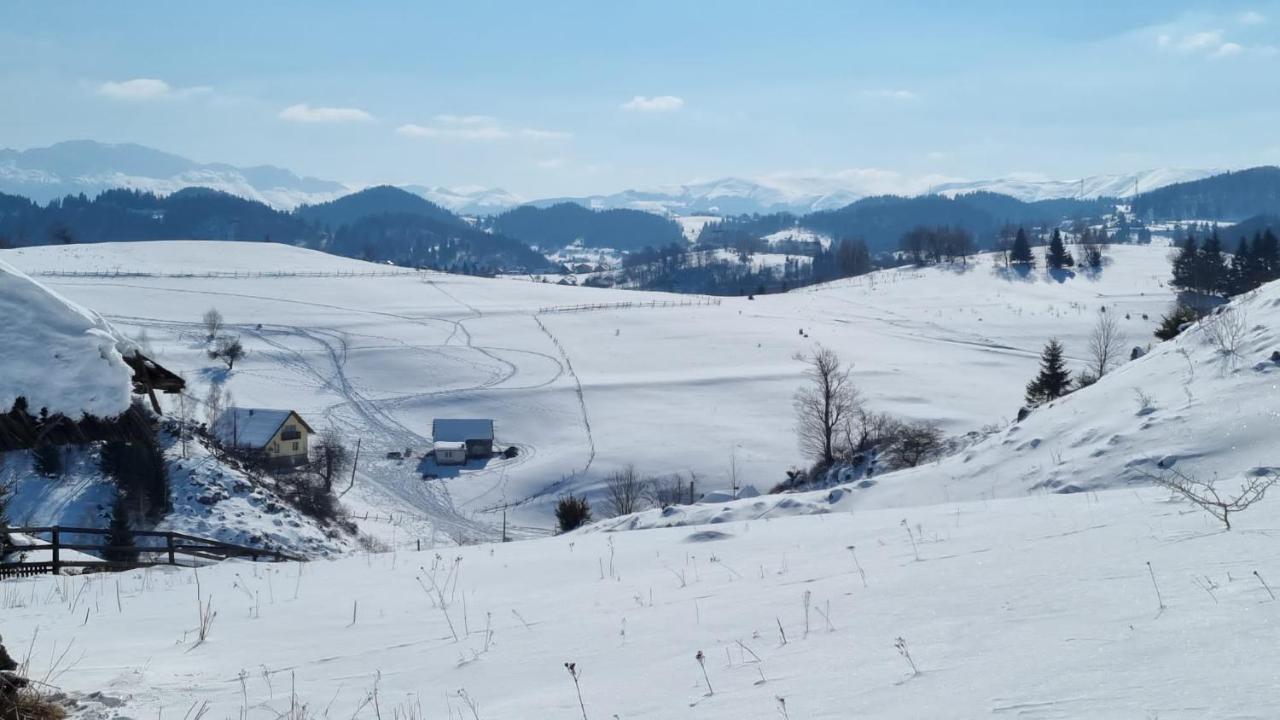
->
[487,202,685,251]
[0,186,553,273]
[296,185,464,229]
[1129,166,1280,221]
[703,193,1111,254]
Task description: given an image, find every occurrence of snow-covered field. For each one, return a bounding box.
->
[2,241,1181,542]
[9,484,1280,719]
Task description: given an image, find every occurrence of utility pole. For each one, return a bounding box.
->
[341,438,361,497]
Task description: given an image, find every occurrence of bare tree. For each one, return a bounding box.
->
[646,474,688,509]
[1087,310,1127,380]
[842,409,902,456]
[1147,467,1277,530]
[309,428,352,493]
[175,388,193,458]
[202,308,224,339]
[209,335,246,370]
[602,465,648,517]
[204,384,226,426]
[885,421,944,468]
[1203,305,1249,357]
[794,346,860,466]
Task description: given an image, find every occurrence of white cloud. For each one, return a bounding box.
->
[278,103,374,124]
[97,78,187,100]
[862,89,919,101]
[1153,22,1272,59]
[1239,10,1267,25]
[537,158,566,169]
[620,95,685,112]
[1212,42,1244,58]
[397,116,570,142]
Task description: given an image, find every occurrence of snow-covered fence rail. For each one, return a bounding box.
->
[29,269,424,279]
[0,525,299,578]
[536,297,722,314]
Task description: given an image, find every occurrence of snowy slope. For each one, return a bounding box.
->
[8,485,1280,719]
[0,257,134,418]
[600,280,1280,532]
[935,168,1217,202]
[3,241,1179,540]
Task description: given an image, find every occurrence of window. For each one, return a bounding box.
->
[292,441,299,452]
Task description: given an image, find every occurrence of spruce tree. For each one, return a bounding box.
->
[1170,235,1199,292]
[1255,229,1279,285]
[1010,228,1034,266]
[104,494,138,564]
[1227,237,1252,296]
[1046,228,1072,269]
[1025,339,1071,406]
[1198,231,1228,296]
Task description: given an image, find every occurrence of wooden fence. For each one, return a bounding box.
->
[0,526,298,579]
[537,297,722,314]
[31,269,424,279]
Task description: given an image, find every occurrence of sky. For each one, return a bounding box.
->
[3,1,1280,197]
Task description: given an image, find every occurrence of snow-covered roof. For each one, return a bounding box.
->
[432,418,494,442]
[0,258,134,419]
[433,441,466,451]
[212,407,310,448]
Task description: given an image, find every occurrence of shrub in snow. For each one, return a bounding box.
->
[1202,305,1248,357]
[1146,467,1277,531]
[1154,304,1201,341]
[602,465,648,517]
[555,494,592,533]
[885,421,945,469]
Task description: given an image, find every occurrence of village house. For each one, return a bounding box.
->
[432,418,494,465]
[213,407,313,467]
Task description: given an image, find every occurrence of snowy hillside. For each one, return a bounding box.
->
[4,241,1179,541]
[599,279,1280,531]
[935,168,1217,202]
[10,483,1280,718]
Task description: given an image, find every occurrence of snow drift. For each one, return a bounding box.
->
[0,258,134,419]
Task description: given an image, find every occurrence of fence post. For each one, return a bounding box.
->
[50,526,60,574]
[167,532,176,565]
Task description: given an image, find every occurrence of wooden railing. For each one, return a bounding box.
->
[0,526,298,579]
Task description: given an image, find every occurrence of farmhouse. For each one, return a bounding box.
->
[213,408,313,467]
[432,418,494,465]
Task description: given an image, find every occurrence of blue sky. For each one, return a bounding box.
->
[3,1,1279,196]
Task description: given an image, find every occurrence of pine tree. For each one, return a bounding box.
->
[1010,228,1034,266]
[1170,235,1199,292]
[1025,339,1072,406]
[1227,237,1252,296]
[1197,231,1228,296]
[1254,229,1279,286]
[1046,228,1073,269]
[104,494,137,564]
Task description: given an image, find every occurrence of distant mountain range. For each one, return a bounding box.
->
[0,140,349,210]
[0,140,1224,218]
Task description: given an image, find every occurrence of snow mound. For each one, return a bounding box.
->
[0,258,133,418]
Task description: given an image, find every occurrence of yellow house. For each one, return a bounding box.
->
[213,407,314,467]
